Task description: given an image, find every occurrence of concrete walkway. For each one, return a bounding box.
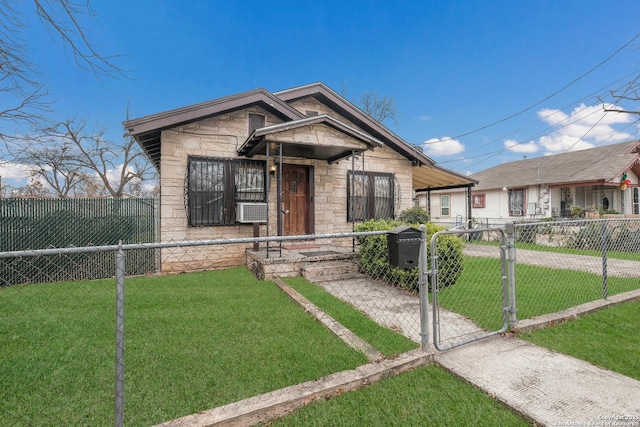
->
[464,243,640,278]
[314,275,640,426]
[158,272,640,427]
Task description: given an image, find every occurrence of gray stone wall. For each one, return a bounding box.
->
[158,103,414,272]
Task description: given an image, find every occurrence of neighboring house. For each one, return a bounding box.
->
[123,82,474,272]
[425,140,640,227]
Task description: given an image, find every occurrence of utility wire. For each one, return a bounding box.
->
[427,31,640,145]
[448,67,640,160]
[437,66,640,171]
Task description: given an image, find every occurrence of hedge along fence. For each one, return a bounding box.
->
[0,198,157,286]
[353,219,465,292]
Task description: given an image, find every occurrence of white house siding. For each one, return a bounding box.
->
[425,182,640,232]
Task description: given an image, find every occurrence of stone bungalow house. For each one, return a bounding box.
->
[425,140,640,227]
[123,82,474,272]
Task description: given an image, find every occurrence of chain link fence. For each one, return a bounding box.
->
[0,198,157,286]
[511,218,640,320]
[2,218,640,425]
[431,227,510,351]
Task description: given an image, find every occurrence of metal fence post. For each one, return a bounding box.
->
[115,243,125,427]
[418,224,429,350]
[505,222,518,327]
[601,220,608,299]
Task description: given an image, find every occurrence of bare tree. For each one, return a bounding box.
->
[18,141,87,197]
[359,91,398,128]
[0,0,124,140]
[600,71,640,116]
[34,119,155,198]
[10,178,52,198]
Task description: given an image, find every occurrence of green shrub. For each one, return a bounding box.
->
[571,206,585,218]
[399,205,430,224]
[354,219,464,292]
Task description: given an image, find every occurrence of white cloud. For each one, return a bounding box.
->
[535,103,635,155]
[501,103,637,157]
[422,137,465,156]
[0,162,32,180]
[504,139,539,154]
[418,114,432,121]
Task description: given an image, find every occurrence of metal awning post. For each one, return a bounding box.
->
[277,143,283,257]
[265,146,270,258]
[467,186,473,229]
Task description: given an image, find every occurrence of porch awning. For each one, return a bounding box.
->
[412,164,477,191]
[237,114,384,163]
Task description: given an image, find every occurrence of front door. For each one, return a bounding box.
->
[282,164,310,236]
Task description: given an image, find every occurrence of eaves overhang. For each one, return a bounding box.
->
[238,114,383,163]
[123,88,305,171]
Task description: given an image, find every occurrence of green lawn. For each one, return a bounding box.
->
[3,262,637,426]
[283,276,418,356]
[273,364,529,426]
[0,267,367,427]
[518,299,640,381]
[438,257,640,329]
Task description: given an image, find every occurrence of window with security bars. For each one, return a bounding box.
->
[509,188,526,216]
[347,171,394,221]
[187,157,266,226]
[634,188,639,215]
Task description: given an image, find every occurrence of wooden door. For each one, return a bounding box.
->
[282,165,310,236]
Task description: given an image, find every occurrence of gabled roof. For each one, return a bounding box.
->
[472,140,640,190]
[123,89,304,169]
[274,83,477,190]
[274,82,436,167]
[123,82,477,190]
[238,114,384,163]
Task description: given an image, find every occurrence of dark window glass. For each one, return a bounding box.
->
[187,157,265,226]
[347,171,394,221]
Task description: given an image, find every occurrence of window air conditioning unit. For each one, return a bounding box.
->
[236,202,268,223]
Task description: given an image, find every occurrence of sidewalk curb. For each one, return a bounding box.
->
[154,349,432,427]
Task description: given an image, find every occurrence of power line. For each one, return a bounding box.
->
[427,31,640,145]
[444,66,640,161]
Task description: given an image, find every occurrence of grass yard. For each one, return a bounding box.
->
[3,257,637,427]
[273,364,530,426]
[518,299,640,381]
[283,276,418,356]
[0,267,367,427]
[438,257,640,330]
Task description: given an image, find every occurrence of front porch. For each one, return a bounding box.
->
[245,243,359,280]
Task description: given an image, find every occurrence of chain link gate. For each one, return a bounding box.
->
[430,227,511,351]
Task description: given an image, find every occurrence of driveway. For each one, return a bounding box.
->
[464,243,640,278]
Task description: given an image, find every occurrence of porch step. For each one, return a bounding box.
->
[301,260,360,283]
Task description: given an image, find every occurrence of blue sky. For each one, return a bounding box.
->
[4,0,640,185]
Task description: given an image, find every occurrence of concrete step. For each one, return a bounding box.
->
[301,260,360,283]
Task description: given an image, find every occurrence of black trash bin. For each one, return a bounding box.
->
[387,225,421,269]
